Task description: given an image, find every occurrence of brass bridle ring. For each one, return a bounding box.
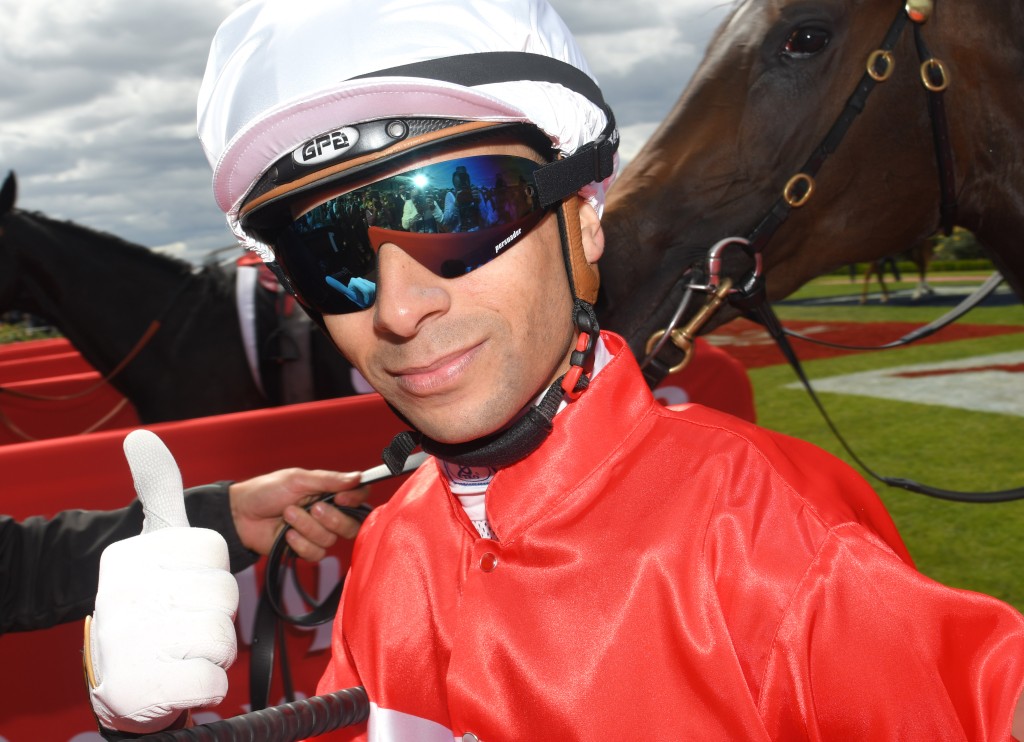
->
[783,173,815,208]
[645,328,690,375]
[920,58,949,92]
[866,49,895,81]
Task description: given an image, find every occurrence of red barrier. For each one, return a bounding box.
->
[0,392,408,742]
[0,338,73,361]
[0,351,95,385]
[0,372,140,445]
[655,338,756,423]
[0,338,754,741]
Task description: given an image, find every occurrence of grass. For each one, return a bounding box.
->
[0,322,61,344]
[745,273,1024,610]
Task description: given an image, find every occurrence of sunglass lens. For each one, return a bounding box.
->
[276,221,378,314]
[273,154,546,316]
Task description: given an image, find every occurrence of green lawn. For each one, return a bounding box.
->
[745,274,1024,610]
[0,323,61,344]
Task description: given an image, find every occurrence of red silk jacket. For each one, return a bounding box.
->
[319,331,1024,741]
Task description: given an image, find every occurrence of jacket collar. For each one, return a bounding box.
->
[483,330,657,543]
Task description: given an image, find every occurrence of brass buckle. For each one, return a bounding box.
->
[866,49,895,82]
[920,58,949,92]
[645,278,734,374]
[783,173,815,208]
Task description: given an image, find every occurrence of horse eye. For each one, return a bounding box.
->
[782,27,831,57]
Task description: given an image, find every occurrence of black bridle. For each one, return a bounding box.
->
[642,1,1022,503]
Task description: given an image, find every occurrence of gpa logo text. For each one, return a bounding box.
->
[293,127,360,166]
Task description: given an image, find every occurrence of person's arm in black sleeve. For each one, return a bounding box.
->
[182,481,258,574]
[2,469,367,635]
[1,504,144,635]
[0,485,242,636]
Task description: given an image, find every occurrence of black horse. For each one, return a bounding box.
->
[0,172,357,423]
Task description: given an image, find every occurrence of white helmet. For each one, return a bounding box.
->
[198,0,618,469]
[197,0,619,262]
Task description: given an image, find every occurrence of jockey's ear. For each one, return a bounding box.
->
[578,196,604,267]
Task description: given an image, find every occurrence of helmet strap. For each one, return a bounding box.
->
[555,196,600,399]
[381,378,566,474]
[557,195,599,305]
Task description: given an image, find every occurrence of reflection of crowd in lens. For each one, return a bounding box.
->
[297,161,540,237]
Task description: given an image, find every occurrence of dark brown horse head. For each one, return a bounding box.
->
[0,172,15,216]
[598,0,1024,356]
[0,172,20,307]
[0,175,364,422]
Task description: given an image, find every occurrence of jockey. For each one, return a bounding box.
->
[88,0,1024,739]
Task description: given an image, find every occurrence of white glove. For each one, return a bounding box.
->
[85,430,240,734]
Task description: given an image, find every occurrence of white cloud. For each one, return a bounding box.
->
[618,122,662,164]
[0,0,728,261]
[0,0,246,259]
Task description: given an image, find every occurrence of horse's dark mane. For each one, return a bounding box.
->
[13,207,197,276]
[7,203,246,309]
[198,258,237,295]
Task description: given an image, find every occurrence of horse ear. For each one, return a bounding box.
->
[0,172,16,216]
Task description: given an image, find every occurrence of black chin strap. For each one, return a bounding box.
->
[380,300,599,474]
[381,376,567,474]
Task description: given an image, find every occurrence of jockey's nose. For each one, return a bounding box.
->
[372,243,451,338]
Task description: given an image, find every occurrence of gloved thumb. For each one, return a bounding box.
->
[124,429,189,533]
[87,429,237,734]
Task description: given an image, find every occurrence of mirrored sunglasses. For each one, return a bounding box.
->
[268,154,553,315]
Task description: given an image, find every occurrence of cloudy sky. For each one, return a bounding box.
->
[0,0,732,264]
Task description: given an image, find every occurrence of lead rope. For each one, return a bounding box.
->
[0,397,132,442]
[0,272,193,401]
[742,291,1024,503]
[777,271,1004,352]
[249,500,374,711]
[249,453,427,712]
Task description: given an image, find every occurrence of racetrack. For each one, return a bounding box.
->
[708,316,1023,368]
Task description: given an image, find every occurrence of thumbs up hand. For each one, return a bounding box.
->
[85,430,239,734]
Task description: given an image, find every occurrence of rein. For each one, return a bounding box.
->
[0,275,194,440]
[0,320,162,403]
[248,453,426,713]
[643,1,1024,502]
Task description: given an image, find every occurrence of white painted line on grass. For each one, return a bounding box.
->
[784,351,1024,418]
